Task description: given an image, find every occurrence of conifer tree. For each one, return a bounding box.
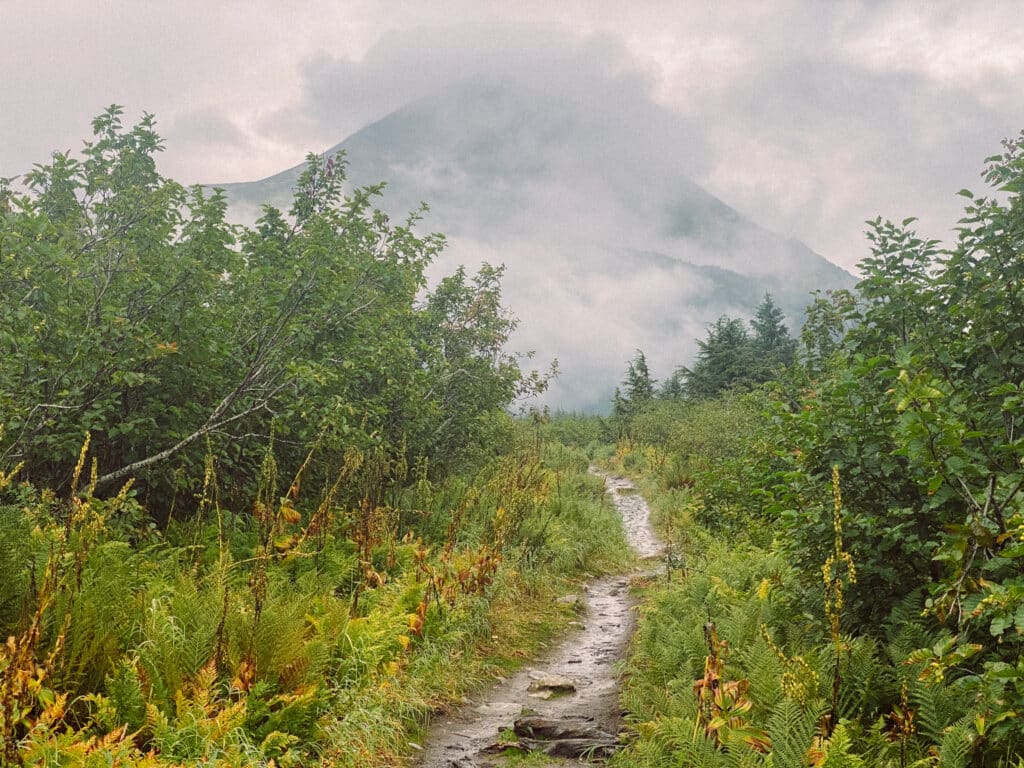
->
[750,293,797,372]
[680,316,755,400]
[624,350,656,404]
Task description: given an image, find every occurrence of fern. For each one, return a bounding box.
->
[884,594,931,660]
[722,741,767,768]
[248,579,316,686]
[767,698,825,768]
[621,715,722,767]
[719,596,765,651]
[53,541,146,694]
[937,716,975,768]
[0,503,34,633]
[820,723,866,768]
[138,572,221,709]
[836,636,882,724]
[622,680,675,720]
[244,680,324,745]
[104,658,147,732]
[907,669,972,748]
[678,725,726,768]
[739,636,784,716]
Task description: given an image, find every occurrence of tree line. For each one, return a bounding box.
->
[612,292,797,427]
[0,106,550,517]
[602,131,1024,766]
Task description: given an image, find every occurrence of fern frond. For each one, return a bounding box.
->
[937,716,975,768]
[908,672,972,748]
[836,635,881,724]
[767,698,826,768]
[738,636,784,717]
[820,722,867,768]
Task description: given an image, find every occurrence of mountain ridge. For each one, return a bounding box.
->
[213,80,855,410]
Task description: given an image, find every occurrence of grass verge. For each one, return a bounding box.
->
[3,442,630,767]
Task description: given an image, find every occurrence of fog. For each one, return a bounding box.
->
[4,6,1021,409]
[220,60,852,410]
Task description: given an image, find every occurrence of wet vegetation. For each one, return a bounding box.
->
[0,110,627,766]
[3,107,1024,768]
[587,132,1024,767]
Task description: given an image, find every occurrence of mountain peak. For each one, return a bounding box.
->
[214,81,854,410]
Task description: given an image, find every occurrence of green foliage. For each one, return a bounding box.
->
[621,393,774,540]
[0,108,617,767]
[766,698,825,768]
[0,432,627,765]
[766,134,1024,702]
[612,350,657,434]
[750,294,798,372]
[0,107,545,515]
[677,316,757,401]
[0,501,35,632]
[539,411,611,457]
[666,294,796,403]
[614,131,1024,768]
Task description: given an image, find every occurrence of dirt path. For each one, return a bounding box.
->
[416,471,660,767]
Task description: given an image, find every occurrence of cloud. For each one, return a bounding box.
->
[208,14,1020,407]
[166,109,247,149]
[4,2,1021,271]
[723,58,1012,265]
[3,1,1022,410]
[433,236,715,412]
[644,2,1024,268]
[243,11,1023,273]
[257,24,682,165]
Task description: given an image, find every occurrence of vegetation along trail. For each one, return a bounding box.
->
[418,471,661,767]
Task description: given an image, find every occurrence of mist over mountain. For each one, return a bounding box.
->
[216,79,855,411]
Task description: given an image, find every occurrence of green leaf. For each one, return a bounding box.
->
[990,614,1011,637]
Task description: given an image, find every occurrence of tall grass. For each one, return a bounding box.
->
[0,434,629,766]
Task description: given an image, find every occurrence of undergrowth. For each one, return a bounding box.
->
[0,434,629,766]
[605,439,1024,768]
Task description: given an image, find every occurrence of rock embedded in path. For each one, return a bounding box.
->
[527,674,576,698]
[513,715,615,742]
[519,737,620,759]
[487,716,621,762]
[445,758,496,768]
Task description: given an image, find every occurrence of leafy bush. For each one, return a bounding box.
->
[613,132,1024,767]
[0,107,549,516]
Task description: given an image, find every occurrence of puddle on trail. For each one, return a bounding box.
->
[416,471,660,767]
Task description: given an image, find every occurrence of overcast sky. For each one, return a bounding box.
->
[2,1,1022,271]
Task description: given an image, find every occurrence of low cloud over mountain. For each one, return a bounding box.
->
[217,74,854,411]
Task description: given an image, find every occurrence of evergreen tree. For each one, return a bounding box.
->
[680,316,755,400]
[610,351,656,435]
[751,294,791,352]
[659,368,687,400]
[624,350,656,404]
[611,387,627,418]
[750,293,797,372]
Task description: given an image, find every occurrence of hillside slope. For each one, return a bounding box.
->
[215,81,855,409]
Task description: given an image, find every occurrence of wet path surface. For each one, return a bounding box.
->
[417,471,660,767]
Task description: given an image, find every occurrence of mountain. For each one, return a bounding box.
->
[214,81,856,411]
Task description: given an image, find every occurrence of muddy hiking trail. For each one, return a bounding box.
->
[416,471,661,767]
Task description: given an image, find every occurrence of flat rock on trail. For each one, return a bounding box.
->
[416,471,660,767]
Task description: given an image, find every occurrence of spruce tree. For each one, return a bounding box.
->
[750,293,797,371]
